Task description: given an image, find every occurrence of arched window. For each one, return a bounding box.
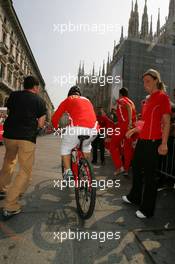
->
[0,94,4,107]
[2,32,6,43]
[4,97,9,107]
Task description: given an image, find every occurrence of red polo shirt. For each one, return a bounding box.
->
[116,96,136,125]
[97,115,115,129]
[139,90,171,140]
[52,95,97,129]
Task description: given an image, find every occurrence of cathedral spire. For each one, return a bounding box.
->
[131,0,134,13]
[82,61,85,76]
[120,26,124,43]
[133,0,139,37]
[149,15,153,41]
[140,0,149,40]
[92,63,95,76]
[168,0,175,20]
[113,40,116,58]
[106,52,110,74]
[157,8,160,37]
[102,60,105,76]
[128,0,134,37]
[128,0,139,38]
[78,61,82,76]
[98,66,101,77]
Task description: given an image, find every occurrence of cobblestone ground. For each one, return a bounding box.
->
[0,135,175,264]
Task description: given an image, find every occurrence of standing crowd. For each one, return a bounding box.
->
[0,69,174,220]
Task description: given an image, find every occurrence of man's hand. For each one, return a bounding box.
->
[158,143,168,156]
[38,115,46,128]
[128,122,133,130]
[125,127,138,138]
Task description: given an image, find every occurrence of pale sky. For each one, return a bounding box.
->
[13,0,170,108]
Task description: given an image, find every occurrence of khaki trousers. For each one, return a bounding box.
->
[0,138,35,211]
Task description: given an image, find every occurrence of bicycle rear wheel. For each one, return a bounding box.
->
[75,158,96,219]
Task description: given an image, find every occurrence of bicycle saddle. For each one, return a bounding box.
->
[78,135,90,141]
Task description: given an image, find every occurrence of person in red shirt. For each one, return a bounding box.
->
[52,86,98,180]
[110,87,136,175]
[122,69,171,219]
[92,107,114,165]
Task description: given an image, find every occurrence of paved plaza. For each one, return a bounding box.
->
[0,135,175,264]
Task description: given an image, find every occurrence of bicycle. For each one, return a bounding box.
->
[61,135,96,219]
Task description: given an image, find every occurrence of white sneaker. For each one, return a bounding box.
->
[122,195,131,204]
[136,210,147,219]
[2,208,22,220]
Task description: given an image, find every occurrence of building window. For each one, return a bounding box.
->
[2,32,6,43]
[16,51,19,61]
[15,78,19,90]
[10,44,13,54]
[7,67,13,85]
[173,35,175,46]
[22,60,25,70]
[173,22,175,31]
[25,64,27,74]
[18,52,21,65]
[18,80,23,91]
[20,56,23,67]
[13,75,18,89]
[0,94,4,107]
[4,97,9,107]
[0,63,5,79]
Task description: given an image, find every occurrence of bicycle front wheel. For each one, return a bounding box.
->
[75,158,96,219]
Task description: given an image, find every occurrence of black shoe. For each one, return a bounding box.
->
[0,191,6,200]
[91,160,97,164]
[2,208,22,220]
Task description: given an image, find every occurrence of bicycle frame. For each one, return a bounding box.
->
[60,134,96,219]
[71,147,83,187]
[71,146,92,190]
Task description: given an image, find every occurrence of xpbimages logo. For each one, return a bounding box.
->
[53,73,121,87]
[53,179,120,191]
[53,21,120,35]
[53,127,121,139]
[53,229,121,243]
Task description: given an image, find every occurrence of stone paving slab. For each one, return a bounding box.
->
[0,213,152,264]
[135,229,175,264]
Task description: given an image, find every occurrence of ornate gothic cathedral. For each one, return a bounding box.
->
[78,0,175,112]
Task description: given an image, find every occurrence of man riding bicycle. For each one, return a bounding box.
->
[52,86,98,181]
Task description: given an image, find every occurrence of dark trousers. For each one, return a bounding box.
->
[127,139,161,217]
[92,134,105,163]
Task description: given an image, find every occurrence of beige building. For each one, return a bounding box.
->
[0,0,54,120]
